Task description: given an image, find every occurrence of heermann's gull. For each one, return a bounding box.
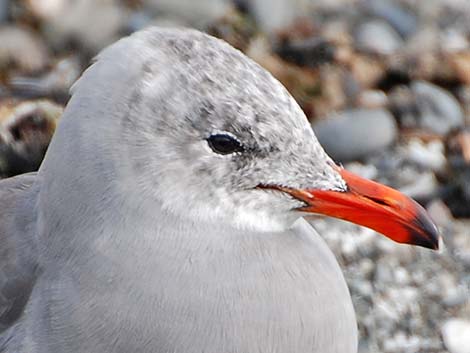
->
[0,27,438,353]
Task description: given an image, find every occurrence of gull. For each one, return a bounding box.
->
[0,27,438,353]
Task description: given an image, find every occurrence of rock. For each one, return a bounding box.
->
[206,7,258,51]
[427,199,453,228]
[388,86,419,129]
[9,56,81,101]
[412,81,464,135]
[247,0,302,33]
[405,26,440,56]
[400,139,446,172]
[125,10,156,34]
[356,89,388,109]
[393,267,410,285]
[0,99,63,177]
[0,25,49,73]
[0,0,8,23]
[343,162,378,180]
[451,221,470,266]
[350,280,373,297]
[24,0,63,18]
[358,258,375,279]
[0,84,7,98]
[443,127,470,217]
[313,109,398,162]
[383,331,421,353]
[247,36,331,118]
[450,52,470,85]
[349,54,385,88]
[375,264,394,283]
[275,37,336,68]
[441,29,469,54]
[143,0,231,29]
[340,227,376,261]
[441,319,470,353]
[457,86,470,122]
[398,171,438,201]
[437,273,462,306]
[355,20,403,56]
[8,56,81,102]
[375,295,401,322]
[363,0,417,38]
[27,0,128,53]
[442,284,469,307]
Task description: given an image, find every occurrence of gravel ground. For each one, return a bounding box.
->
[312,217,469,353]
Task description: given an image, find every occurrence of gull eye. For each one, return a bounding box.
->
[207,134,244,155]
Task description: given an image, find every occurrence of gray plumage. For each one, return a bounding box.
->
[0,27,357,353]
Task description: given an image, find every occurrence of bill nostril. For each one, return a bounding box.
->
[364,196,394,208]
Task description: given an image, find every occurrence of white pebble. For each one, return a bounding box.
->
[442,319,470,353]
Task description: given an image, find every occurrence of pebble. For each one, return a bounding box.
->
[375,296,401,322]
[275,37,336,68]
[375,263,394,284]
[143,0,231,29]
[0,0,8,23]
[383,331,421,353]
[0,99,63,177]
[400,139,447,172]
[427,199,454,228]
[451,223,470,266]
[9,56,81,100]
[442,284,469,307]
[340,227,376,260]
[356,89,388,109]
[358,258,375,279]
[343,162,378,180]
[441,29,469,54]
[412,81,464,135]
[349,54,385,88]
[125,11,156,34]
[399,172,439,201]
[24,0,64,18]
[393,267,410,285]
[251,0,301,33]
[357,90,388,109]
[441,319,470,353]
[363,0,417,38]
[450,52,470,85]
[28,0,128,52]
[351,280,373,297]
[405,26,440,56]
[313,108,398,162]
[0,26,49,73]
[457,86,470,119]
[355,20,403,56]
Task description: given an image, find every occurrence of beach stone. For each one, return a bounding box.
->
[28,0,128,53]
[143,0,231,29]
[355,20,403,55]
[442,319,470,353]
[412,81,464,135]
[0,25,49,73]
[363,0,417,38]
[0,0,8,23]
[248,0,304,33]
[313,109,398,162]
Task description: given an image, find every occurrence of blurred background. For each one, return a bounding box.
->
[0,0,469,352]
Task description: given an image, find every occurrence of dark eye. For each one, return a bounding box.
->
[206,134,244,155]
